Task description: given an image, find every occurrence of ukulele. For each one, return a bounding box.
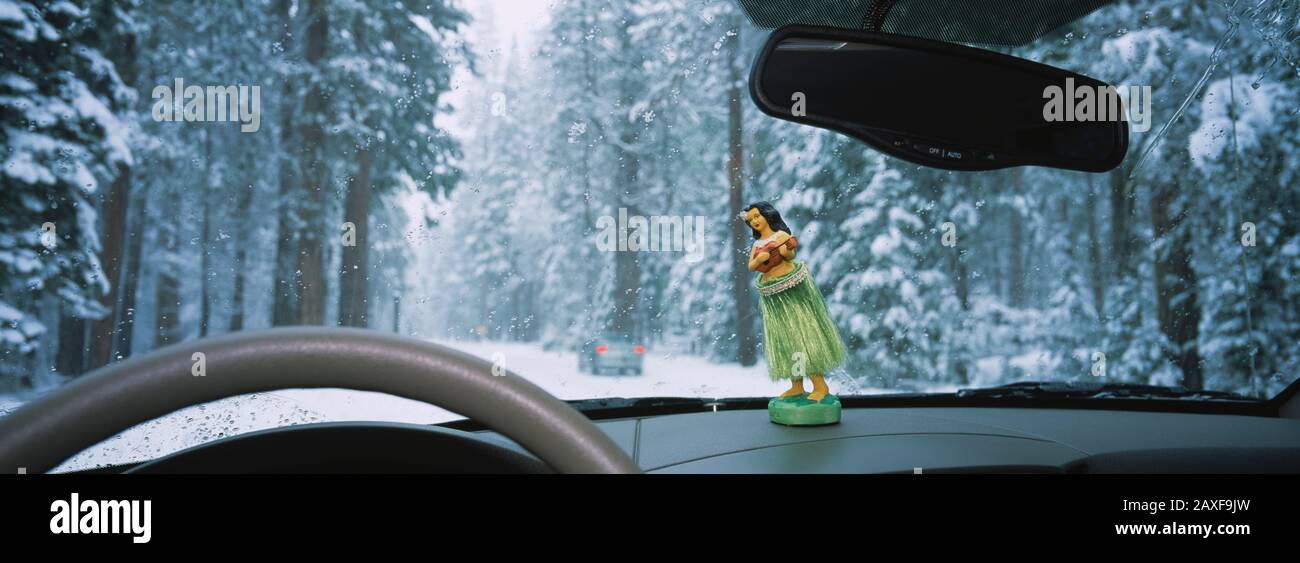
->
[753,234,797,274]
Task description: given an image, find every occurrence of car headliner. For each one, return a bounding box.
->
[736,0,1114,46]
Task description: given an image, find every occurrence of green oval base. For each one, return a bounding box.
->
[768,394,841,426]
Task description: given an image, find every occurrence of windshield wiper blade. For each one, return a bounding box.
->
[956,381,1255,402]
[564,397,714,413]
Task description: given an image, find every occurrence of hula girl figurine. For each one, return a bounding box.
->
[742,202,847,425]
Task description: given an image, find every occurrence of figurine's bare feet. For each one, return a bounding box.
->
[779,388,805,399]
[807,374,830,402]
[779,378,806,399]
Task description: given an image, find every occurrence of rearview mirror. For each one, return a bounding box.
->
[750,26,1129,173]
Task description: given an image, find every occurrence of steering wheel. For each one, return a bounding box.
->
[0,328,640,474]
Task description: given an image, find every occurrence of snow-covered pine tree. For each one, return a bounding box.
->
[1,0,130,384]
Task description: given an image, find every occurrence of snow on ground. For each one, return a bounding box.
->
[2,339,910,472]
[452,339,780,399]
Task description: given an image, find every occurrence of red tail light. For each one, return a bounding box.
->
[633,345,645,354]
[595,345,608,355]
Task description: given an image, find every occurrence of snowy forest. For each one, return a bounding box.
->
[2,0,1299,401]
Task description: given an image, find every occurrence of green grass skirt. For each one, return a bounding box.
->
[756,261,847,381]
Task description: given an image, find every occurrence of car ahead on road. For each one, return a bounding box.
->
[577,334,645,376]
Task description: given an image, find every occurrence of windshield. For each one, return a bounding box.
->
[2,0,1297,469]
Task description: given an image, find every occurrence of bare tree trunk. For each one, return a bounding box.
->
[55,313,86,376]
[271,0,299,326]
[1109,166,1135,277]
[611,172,641,338]
[295,0,329,325]
[338,147,372,327]
[272,175,300,325]
[272,179,299,325]
[199,130,213,337]
[578,1,597,335]
[1008,213,1026,307]
[154,191,181,347]
[948,245,970,384]
[727,15,756,367]
[88,162,130,369]
[155,272,180,347]
[1086,181,1105,319]
[1150,181,1202,389]
[610,8,640,339]
[949,246,970,310]
[1003,169,1029,307]
[393,294,401,333]
[229,182,253,331]
[113,174,144,359]
[949,177,972,311]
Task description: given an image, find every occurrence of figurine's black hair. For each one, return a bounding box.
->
[742,201,794,240]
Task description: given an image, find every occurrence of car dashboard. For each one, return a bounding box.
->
[475,407,1300,473]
